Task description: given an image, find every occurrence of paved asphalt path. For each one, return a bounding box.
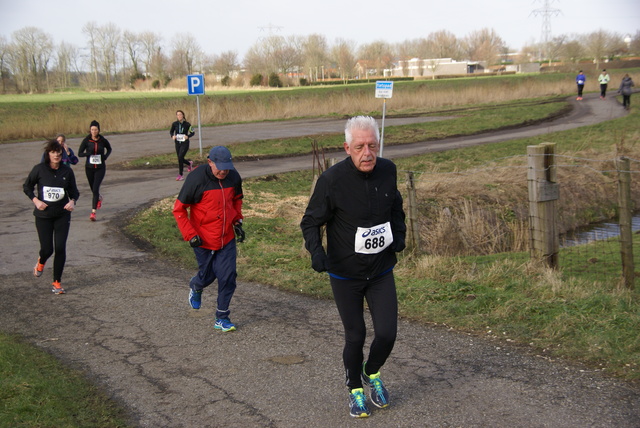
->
[1,93,638,427]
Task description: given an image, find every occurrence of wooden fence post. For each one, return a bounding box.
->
[617,156,635,290]
[527,143,559,268]
[405,171,420,251]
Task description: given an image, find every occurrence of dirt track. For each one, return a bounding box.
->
[1,94,638,427]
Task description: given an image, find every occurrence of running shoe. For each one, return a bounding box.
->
[34,259,45,277]
[348,388,370,418]
[187,161,193,172]
[90,212,97,221]
[189,288,202,309]
[362,364,390,408]
[176,174,184,181]
[214,318,236,332]
[96,195,103,209]
[51,281,65,294]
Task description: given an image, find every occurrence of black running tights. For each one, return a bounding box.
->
[85,167,106,210]
[175,140,192,175]
[330,271,398,390]
[35,213,71,282]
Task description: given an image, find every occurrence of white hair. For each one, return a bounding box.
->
[344,116,380,146]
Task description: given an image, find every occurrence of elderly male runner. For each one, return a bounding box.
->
[173,146,245,332]
[301,116,406,418]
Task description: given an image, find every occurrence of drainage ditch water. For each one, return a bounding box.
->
[560,215,640,248]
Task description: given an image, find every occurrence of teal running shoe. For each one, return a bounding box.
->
[348,388,370,418]
[362,365,389,408]
[214,318,236,332]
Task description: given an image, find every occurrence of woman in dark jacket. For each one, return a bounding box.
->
[78,120,112,221]
[169,110,195,181]
[24,139,80,294]
[618,74,635,110]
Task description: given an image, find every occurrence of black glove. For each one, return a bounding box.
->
[311,249,329,273]
[391,238,406,253]
[189,235,202,247]
[234,223,245,243]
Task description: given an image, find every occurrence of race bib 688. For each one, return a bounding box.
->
[354,222,393,254]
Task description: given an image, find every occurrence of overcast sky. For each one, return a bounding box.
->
[1,0,638,58]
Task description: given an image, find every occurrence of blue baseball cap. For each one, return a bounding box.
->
[208,146,234,170]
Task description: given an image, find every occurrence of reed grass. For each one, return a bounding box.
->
[2,71,634,142]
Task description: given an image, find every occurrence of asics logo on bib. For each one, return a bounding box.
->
[361,225,386,238]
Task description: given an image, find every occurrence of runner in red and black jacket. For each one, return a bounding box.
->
[173,146,244,331]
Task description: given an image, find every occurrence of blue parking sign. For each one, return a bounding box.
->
[187,74,205,95]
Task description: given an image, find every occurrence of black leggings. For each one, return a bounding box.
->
[600,84,607,97]
[623,95,631,108]
[330,271,398,390]
[175,140,192,175]
[85,167,106,210]
[35,213,71,282]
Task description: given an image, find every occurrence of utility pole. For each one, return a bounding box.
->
[530,0,561,64]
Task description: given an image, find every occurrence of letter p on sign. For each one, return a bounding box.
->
[187,74,205,95]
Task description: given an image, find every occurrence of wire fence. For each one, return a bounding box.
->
[395,148,640,287]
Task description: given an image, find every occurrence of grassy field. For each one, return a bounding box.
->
[0,333,131,427]
[2,70,633,142]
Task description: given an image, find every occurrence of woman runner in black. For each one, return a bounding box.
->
[24,139,80,294]
[78,120,112,221]
[169,110,195,181]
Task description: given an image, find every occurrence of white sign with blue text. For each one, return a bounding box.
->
[187,74,205,95]
[375,81,393,99]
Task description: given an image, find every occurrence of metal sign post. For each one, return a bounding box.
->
[374,81,393,157]
[187,74,205,156]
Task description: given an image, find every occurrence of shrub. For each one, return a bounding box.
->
[151,80,161,89]
[299,78,309,86]
[250,74,263,86]
[221,75,232,86]
[268,73,283,88]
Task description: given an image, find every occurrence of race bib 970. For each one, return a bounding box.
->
[89,155,102,164]
[42,186,65,202]
[354,222,393,254]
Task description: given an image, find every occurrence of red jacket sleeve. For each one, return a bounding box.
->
[172,198,197,241]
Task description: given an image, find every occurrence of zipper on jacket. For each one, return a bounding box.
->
[220,179,227,248]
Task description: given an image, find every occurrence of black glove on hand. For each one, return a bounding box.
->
[311,249,329,273]
[392,238,406,253]
[189,235,202,247]
[234,223,245,243]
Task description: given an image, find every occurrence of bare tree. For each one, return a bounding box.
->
[394,40,415,77]
[0,35,10,93]
[331,38,356,82]
[243,43,269,78]
[244,35,303,78]
[82,22,100,87]
[584,30,612,69]
[210,50,239,77]
[429,30,462,59]
[462,28,505,66]
[358,40,393,76]
[169,33,202,77]
[54,41,78,89]
[122,30,142,82]
[303,34,328,81]
[629,31,640,56]
[139,31,163,78]
[95,23,121,88]
[559,36,585,64]
[9,26,54,93]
